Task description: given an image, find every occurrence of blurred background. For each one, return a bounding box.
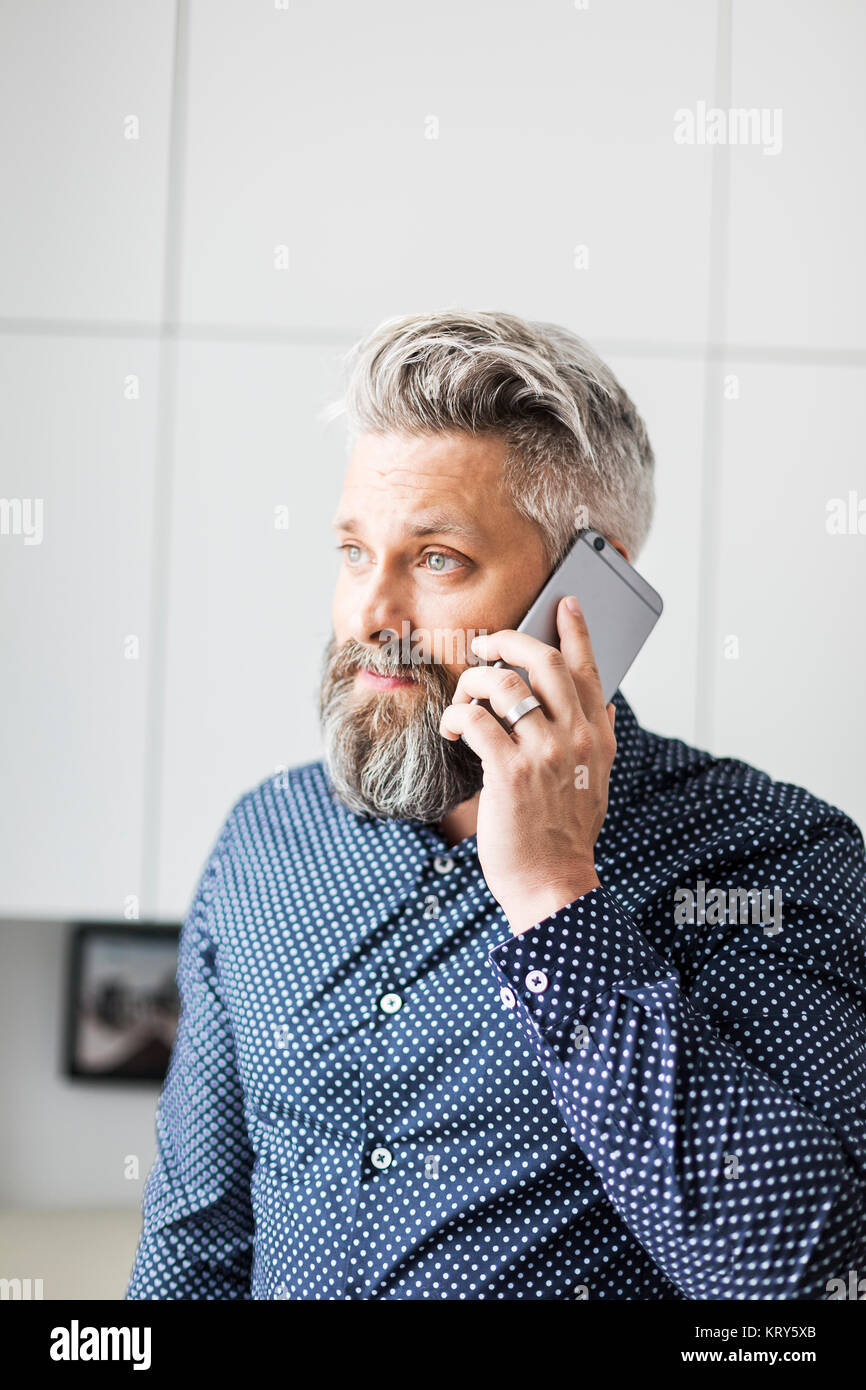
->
[1,0,864,1298]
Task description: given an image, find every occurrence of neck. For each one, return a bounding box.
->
[436,791,480,846]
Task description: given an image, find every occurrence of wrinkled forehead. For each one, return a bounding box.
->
[334,429,519,542]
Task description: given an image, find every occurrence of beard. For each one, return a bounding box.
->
[318,634,485,822]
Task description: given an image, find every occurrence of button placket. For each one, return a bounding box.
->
[373,847,456,1012]
[364,846,460,1183]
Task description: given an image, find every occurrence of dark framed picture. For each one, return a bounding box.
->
[63,922,181,1082]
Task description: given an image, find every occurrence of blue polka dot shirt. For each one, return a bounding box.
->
[126,690,866,1300]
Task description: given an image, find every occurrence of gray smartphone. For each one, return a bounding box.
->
[467,528,663,729]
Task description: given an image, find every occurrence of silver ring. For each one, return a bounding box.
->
[503,694,542,731]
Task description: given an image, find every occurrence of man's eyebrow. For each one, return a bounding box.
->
[332,512,487,545]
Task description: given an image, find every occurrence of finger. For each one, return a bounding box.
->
[439,698,516,762]
[470,629,576,720]
[607,702,616,733]
[556,595,606,722]
[451,664,546,724]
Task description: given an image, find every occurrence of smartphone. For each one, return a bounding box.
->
[466,528,663,731]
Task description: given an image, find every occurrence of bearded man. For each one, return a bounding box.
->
[127,310,866,1302]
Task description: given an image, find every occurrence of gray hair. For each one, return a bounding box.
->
[322,308,655,564]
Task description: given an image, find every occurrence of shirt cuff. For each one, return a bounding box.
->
[487,884,675,1055]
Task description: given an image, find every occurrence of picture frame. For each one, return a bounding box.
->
[63,922,181,1083]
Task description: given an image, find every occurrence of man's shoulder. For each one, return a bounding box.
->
[208,758,346,865]
[636,715,865,855]
[231,757,335,823]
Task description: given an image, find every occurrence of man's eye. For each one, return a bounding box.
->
[423,551,461,573]
[339,543,365,565]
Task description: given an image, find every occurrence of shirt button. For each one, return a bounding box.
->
[378,991,403,1014]
[525,969,549,994]
[433,854,454,875]
[370,1146,393,1171]
[499,986,517,1009]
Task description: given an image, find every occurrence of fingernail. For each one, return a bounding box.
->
[470,634,486,652]
[565,595,581,614]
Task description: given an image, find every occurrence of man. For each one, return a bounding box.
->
[126,309,866,1301]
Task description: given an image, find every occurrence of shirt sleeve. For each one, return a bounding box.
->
[487,816,866,1300]
[125,813,255,1300]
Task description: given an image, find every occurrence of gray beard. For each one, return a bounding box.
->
[318,635,484,822]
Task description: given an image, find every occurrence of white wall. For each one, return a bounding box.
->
[0,0,864,1215]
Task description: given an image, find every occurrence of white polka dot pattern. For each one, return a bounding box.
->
[125,690,866,1300]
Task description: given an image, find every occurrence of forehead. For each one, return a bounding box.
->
[337,429,511,517]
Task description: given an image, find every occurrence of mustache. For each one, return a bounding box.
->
[328,637,450,688]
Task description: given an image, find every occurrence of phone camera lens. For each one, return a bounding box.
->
[593,536,605,551]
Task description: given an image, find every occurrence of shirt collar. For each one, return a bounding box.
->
[602,687,646,837]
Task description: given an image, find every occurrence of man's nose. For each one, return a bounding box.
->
[346,573,410,647]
